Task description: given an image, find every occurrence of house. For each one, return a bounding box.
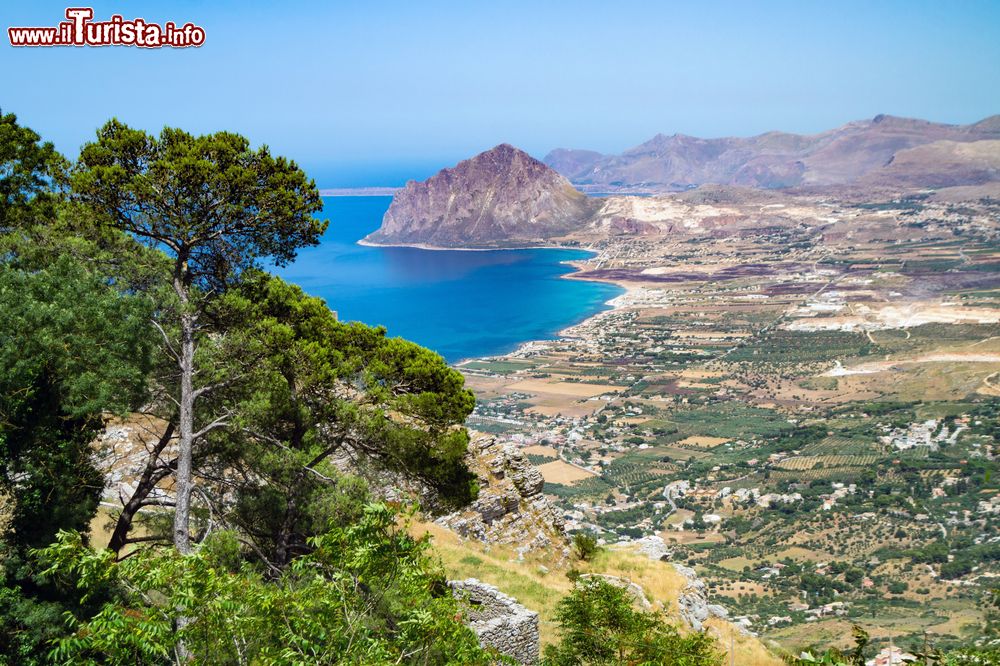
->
[866,646,916,666]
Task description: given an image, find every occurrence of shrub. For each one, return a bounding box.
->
[572,532,601,561]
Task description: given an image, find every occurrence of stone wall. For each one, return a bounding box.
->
[450,578,540,665]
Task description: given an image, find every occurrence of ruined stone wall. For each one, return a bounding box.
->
[450,578,540,665]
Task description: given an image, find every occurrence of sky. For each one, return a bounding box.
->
[2,0,999,186]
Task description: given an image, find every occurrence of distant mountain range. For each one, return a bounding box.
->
[362,115,1000,249]
[362,144,598,248]
[544,114,1000,191]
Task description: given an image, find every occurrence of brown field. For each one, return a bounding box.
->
[672,330,751,339]
[526,398,605,418]
[659,528,726,546]
[773,546,834,563]
[506,378,617,397]
[717,555,756,571]
[678,368,727,379]
[677,435,731,448]
[459,373,511,399]
[522,444,559,457]
[537,460,597,484]
[714,581,771,598]
[676,380,718,389]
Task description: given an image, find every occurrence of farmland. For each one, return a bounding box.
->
[456,191,1000,654]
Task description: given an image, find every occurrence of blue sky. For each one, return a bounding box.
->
[3,0,999,186]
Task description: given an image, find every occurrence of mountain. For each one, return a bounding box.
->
[866,139,1000,187]
[363,144,598,248]
[544,114,1000,191]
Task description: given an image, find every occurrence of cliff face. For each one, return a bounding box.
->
[363,144,597,248]
[545,114,1000,191]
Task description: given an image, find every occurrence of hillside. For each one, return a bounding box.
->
[544,114,1000,191]
[362,144,598,248]
[417,521,784,665]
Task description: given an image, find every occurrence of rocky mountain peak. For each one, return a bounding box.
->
[363,144,597,248]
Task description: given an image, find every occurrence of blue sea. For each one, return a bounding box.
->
[275,196,623,363]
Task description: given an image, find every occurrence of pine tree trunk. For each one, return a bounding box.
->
[173,310,194,555]
[170,261,195,662]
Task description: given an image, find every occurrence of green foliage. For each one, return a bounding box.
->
[70,119,330,555]
[70,119,327,292]
[572,532,600,562]
[39,504,490,665]
[543,577,722,665]
[0,256,153,551]
[0,255,152,664]
[199,273,478,567]
[0,111,65,231]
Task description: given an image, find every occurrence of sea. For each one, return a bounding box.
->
[275,196,623,363]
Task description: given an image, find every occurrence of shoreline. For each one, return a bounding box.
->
[454,282,634,367]
[357,238,594,253]
[452,249,634,367]
[356,236,632,368]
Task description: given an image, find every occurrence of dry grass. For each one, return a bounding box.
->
[414,521,783,664]
[525,398,605,418]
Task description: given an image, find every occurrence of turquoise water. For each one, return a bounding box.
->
[275,196,622,363]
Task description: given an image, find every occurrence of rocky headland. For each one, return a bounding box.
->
[362,143,598,248]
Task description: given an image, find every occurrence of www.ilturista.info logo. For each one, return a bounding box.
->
[8,8,205,48]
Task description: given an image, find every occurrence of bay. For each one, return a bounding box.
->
[276,196,623,363]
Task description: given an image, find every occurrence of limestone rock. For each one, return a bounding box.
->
[672,563,747,634]
[437,434,566,556]
[364,144,597,248]
[632,534,672,561]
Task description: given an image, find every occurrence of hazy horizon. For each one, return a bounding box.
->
[3,0,999,187]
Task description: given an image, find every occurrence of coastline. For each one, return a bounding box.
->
[357,238,593,253]
[454,282,634,368]
[356,234,631,367]
[451,247,634,367]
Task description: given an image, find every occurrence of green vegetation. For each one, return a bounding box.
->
[572,532,601,561]
[543,577,721,665]
[40,508,488,665]
[0,114,488,665]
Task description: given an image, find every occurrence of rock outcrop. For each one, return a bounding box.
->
[545,114,1000,191]
[437,435,566,558]
[450,579,540,665]
[363,144,598,248]
[628,536,748,636]
[672,563,739,633]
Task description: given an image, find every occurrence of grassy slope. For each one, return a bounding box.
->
[415,522,784,666]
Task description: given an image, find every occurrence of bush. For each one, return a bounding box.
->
[543,578,722,665]
[572,532,601,561]
[36,505,490,665]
